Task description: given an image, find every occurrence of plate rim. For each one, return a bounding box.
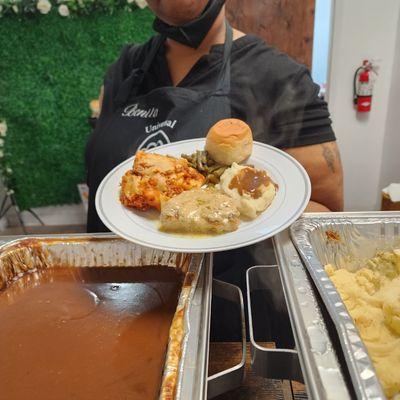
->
[96,139,311,253]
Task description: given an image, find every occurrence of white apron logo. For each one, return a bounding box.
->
[122,103,158,118]
[138,130,171,151]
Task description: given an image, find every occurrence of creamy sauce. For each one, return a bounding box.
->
[228,167,270,199]
[0,266,183,400]
[158,226,220,238]
[160,188,240,234]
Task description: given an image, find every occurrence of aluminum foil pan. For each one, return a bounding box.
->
[291,212,400,400]
[0,235,203,400]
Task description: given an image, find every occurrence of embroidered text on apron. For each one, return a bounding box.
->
[86,24,233,232]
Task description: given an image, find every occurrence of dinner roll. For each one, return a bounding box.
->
[205,119,253,165]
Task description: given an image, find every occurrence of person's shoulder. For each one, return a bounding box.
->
[123,35,159,66]
[232,34,307,79]
[114,36,159,71]
[104,35,159,83]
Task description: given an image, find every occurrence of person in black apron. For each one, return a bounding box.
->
[85,0,342,338]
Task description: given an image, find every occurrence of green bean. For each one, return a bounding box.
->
[182,150,228,184]
[213,167,226,177]
[207,174,219,184]
[196,151,203,169]
[208,165,221,173]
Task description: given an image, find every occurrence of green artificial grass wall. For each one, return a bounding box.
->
[0,8,154,210]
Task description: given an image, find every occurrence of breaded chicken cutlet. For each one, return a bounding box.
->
[120,151,205,211]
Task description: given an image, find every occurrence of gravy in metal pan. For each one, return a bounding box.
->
[0,266,183,400]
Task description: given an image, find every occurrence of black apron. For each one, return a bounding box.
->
[85,24,233,233]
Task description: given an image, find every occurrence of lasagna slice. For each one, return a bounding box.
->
[120,151,205,211]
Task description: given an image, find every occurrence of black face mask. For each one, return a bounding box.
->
[153,0,226,49]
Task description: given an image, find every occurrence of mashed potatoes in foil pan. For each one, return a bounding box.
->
[326,249,400,399]
[291,214,400,400]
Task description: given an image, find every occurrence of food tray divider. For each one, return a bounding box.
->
[246,265,303,382]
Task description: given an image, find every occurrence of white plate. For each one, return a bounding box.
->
[96,139,311,253]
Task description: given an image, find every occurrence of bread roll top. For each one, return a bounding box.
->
[207,119,251,146]
[205,119,253,165]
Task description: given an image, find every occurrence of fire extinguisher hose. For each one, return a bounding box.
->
[353,66,364,104]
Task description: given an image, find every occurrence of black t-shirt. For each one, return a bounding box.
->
[102,34,335,148]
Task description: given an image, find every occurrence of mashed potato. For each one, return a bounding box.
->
[326,249,400,399]
[219,163,276,219]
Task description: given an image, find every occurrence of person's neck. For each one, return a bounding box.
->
[165,8,226,56]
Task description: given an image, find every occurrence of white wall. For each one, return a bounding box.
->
[379,16,400,190]
[327,0,400,210]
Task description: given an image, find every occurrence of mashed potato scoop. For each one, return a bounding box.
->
[219,163,276,219]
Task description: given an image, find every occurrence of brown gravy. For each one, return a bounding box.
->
[0,266,183,400]
[229,167,270,199]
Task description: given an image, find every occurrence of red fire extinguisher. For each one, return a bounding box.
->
[353,60,375,112]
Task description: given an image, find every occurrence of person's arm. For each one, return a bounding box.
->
[284,141,344,212]
[98,85,104,115]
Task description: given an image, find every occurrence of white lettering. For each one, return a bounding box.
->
[144,120,178,134]
[121,103,159,118]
